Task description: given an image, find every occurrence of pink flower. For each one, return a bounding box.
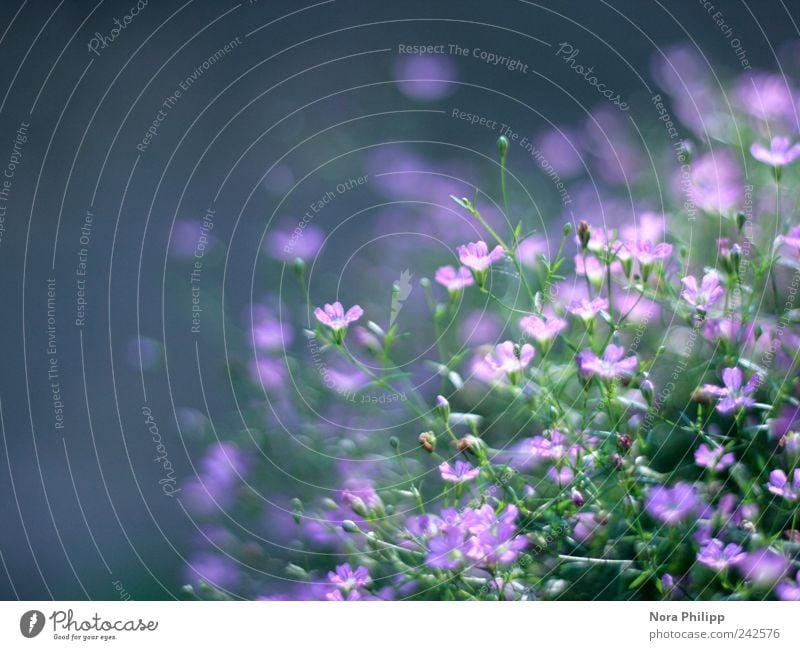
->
[457,240,505,272]
[750,136,800,167]
[568,297,608,322]
[680,272,724,311]
[701,367,760,414]
[484,341,535,379]
[627,240,672,279]
[314,302,363,339]
[434,265,474,292]
[767,469,800,501]
[439,460,481,484]
[519,314,567,346]
[577,344,638,382]
[574,254,606,287]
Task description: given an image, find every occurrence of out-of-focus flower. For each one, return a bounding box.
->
[434,265,474,292]
[734,72,797,125]
[696,539,746,571]
[568,297,608,323]
[701,367,760,414]
[777,570,800,601]
[314,302,363,342]
[627,240,672,280]
[265,223,324,262]
[328,564,371,592]
[680,272,725,311]
[393,54,457,101]
[751,136,800,167]
[645,483,700,525]
[426,529,468,570]
[577,344,638,383]
[484,341,535,381]
[574,254,606,288]
[767,469,800,501]
[683,151,742,214]
[694,444,736,471]
[439,460,480,484]
[457,240,505,272]
[250,305,293,351]
[736,549,788,588]
[519,314,567,348]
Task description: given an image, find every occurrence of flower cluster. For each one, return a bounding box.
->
[184,47,800,602]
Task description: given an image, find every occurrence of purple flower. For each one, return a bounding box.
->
[519,314,567,346]
[680,272,724,311]
[393,54,457,101]
[265,223,324,262]
[577,344,638,382]
[328,563,371,591]
[314,302,363,340]
[426,529,469,570]
[701,367,760,414]
[736,549,788,588]
[767,469,800,501]
[694,444,736,471]
[776,571,800,601]
[434,265,474,292]
[751,136,800,167]
[568,297,608,322]
[457,240,505,272]
[484,341,535,378]
[646,482,700,525]
[467,523,527,566]
[439,460,481,484]
[696,539,746,571]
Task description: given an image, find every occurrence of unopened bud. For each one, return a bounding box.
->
[617,434,633,452]
[640,379,654,407]
[578,220,591,249]
[342,520,360,534]
[563,222,573,238]
[497,135,509,161]
[293,257,305,276]
[571,489,585,507]
[389,436,400,450]
[736,212,747,231]
[435,395,450,422]
[730,243,741,274]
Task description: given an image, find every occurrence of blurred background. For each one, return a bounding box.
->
[0,0,797,599]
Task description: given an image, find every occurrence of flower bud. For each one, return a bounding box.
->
[497,135,509,161]
[730,243,741,274]
[640,379,654,407]
[292,257,305,276]
[617,433,633,452]
[389,436,400,451]
[563,222,573,237]
[578,220,591,249]
[418,431,436,453]
[571,489,585,507]
[342,520,360,534]
[435,395,450,423]
[736,212,747,231]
